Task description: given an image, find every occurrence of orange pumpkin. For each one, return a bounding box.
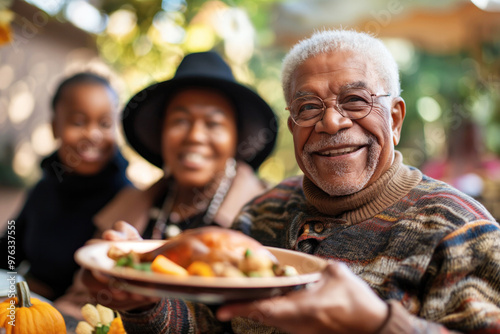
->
[0,281,66,334]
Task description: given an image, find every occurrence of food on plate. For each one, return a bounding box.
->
[108,227,298,278]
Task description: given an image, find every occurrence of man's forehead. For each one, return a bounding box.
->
[296,51,371,76]
[290,52,375,95]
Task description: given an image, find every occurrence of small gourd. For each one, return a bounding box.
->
[0,281,66,333]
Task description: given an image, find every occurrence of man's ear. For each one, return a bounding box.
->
[391,97,406,146]
[287,116,294,134]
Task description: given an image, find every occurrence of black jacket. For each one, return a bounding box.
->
[0,150,132,300]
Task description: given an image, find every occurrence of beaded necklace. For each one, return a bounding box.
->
[152,158,237,239]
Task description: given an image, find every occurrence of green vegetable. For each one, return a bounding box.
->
[115,254,134,267]
[132,262,152,271]
[115,254,151,271]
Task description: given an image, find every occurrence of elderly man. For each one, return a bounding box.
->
[85,29,500,333]
[213,29,500,333]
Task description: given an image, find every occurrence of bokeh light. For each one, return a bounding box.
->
[470,93,494,123]
[0,65,14,90]
[13,141,37,179]
[0,97,8,126]
[25,0,64,16]
[383,38,415,72]
[133,35,153,57]
[8,84,34,124]
[31,122,56,156]
[184,24,216,52]
[417,96,442,122]
[471,0,500,11]
[65,0,107,34]
[214,8,255,64]
[152,11,186,44]
[162,0,187,12]
[107,9,137,39]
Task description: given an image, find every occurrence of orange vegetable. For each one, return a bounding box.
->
[0,281,67,334]
[108,316,126,334]
[187,261,215,277]
[151,255,188,276]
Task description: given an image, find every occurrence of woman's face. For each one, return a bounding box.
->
[162,88,238,189]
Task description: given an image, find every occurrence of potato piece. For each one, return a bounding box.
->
[273,264,299,277]
[239,250,274,274]
[212,262,246,277]
[248,268,275,277]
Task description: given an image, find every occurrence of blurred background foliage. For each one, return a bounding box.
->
[92,0,297,184]
[1,0,500,189]
[398,45,500,168]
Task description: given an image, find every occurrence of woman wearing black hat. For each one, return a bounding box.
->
[92,51,278,240]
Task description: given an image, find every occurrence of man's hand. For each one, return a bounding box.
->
[216,261,389,334]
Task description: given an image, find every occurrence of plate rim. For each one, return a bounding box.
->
[74,240,327,289]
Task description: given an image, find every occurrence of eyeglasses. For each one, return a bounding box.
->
[286,88,391,127]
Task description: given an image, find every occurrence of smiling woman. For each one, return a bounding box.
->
[93,51,278,240]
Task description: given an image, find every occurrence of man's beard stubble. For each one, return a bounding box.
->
[301,131,380,196]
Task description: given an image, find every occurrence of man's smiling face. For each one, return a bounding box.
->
[287,51,405,196]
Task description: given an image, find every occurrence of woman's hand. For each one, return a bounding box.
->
[216,261,389,334]
[101,220,143,241]
[79,221,160,312]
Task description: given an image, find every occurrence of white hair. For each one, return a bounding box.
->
[281,29,401,103]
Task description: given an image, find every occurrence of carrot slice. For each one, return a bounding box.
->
[151,255,188,276]
[187,261,215,277]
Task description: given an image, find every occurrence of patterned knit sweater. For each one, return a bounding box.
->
[120,152,500,333]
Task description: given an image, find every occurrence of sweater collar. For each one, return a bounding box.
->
[302,151,422,224]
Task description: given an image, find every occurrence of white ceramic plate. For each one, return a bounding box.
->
[75,240,327,304]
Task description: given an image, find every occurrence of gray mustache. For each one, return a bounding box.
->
[304,132,375,153]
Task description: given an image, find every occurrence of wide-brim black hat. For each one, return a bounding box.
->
[122,51,278,170]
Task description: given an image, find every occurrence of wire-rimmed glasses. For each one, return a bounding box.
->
[286,88,391,127]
